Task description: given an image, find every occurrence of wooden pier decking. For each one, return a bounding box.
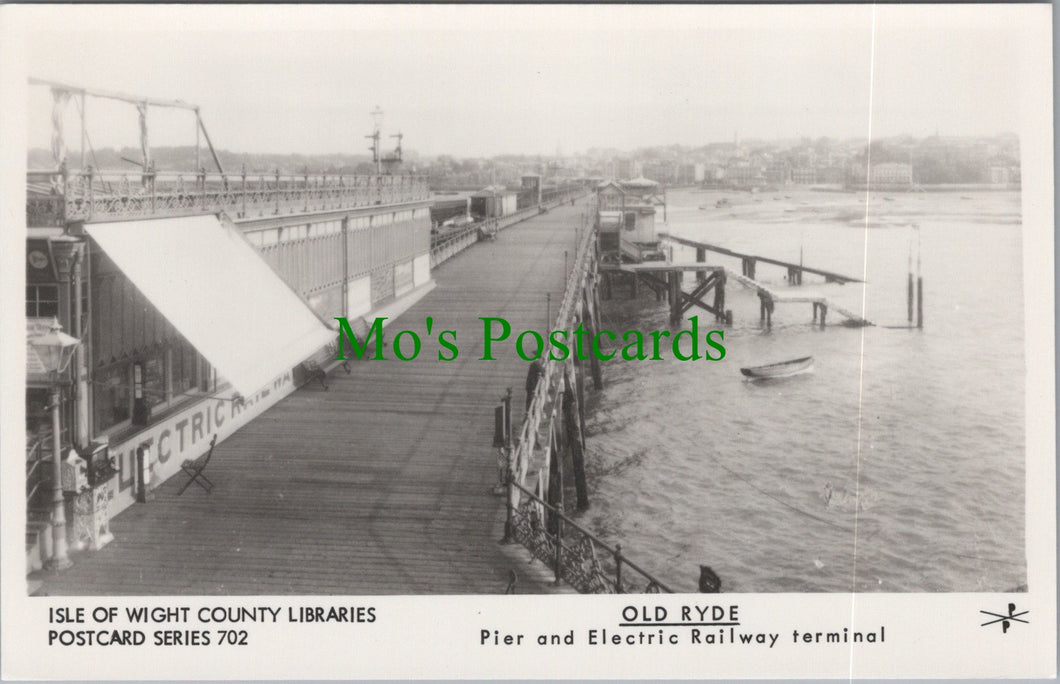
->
[723,268,872,326]
[35,202,589,596]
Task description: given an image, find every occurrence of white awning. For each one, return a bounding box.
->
[85,215,336,397]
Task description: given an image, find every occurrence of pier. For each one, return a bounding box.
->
[659,232,864,284]
[723,268,873,327]
[25,78,672,597]
[34,201,597,595]
[610,263,729,326]
[603,262,871,328]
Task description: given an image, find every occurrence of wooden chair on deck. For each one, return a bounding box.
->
[177,434,217,495]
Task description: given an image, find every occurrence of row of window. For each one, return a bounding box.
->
[93,339,214,434]
[243,209,428,248]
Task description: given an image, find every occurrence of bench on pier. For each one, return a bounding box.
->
[177,435,217,496]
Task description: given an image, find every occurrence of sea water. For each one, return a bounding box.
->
[582,188,1026,593]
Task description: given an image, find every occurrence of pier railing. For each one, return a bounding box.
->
[508,214,596,487]
[429,218,497,268]
[499,207,671,593]
[27,168,431,226]
[508,480,672,594]
[429,192,586,269]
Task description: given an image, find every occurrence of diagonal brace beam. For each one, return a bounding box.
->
[678,273,717,314]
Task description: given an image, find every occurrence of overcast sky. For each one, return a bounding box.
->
[17,4,1040,158]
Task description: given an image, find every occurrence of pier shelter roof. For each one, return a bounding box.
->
[83,214,336,397]
[470,185,517,197]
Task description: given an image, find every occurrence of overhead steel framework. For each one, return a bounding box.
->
[30,76,225,175]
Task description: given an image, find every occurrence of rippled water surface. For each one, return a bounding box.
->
[581,188,1026,593]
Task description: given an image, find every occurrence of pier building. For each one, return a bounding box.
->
[25,79,593,591]
[24,81,432,574]
[469,185,519,219]
[595,179,665,262]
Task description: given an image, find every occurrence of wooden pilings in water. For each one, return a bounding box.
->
[669,271,681,325]
[917,276,923,329]
[564,369,589,511]
[696,247,707,281]
[546,410,564,553]
[907,272,914,324]
[786,266,803,285]
[625,267,728,326]
[601,271,612,301]
[582,290,603,390]
[741,257,757,280]
[534,357,591,522]
[712,270,727,323]
[905,271,924,329]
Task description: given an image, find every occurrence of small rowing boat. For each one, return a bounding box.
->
[740,356,814,379]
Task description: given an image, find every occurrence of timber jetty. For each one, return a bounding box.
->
[32,193,667,595]
[32,196,561,594]
[27,81,870,597]
[599,233,870,328]
[29,79,671,596]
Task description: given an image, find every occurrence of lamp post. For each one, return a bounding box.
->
[30,318,81,571]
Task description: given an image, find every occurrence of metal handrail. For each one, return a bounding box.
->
[430,218,490,251]
[509,212,596,477]
[428,194,585,268]
[27,168,431,225]
[32,168,430,187]
[509,479,673,593]
[494,196,677,593]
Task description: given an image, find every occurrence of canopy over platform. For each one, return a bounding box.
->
[85,214,336,397]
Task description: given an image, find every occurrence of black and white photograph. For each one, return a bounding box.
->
[1,3,1054,679]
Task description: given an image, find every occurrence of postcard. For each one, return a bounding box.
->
[0,3,1054,679]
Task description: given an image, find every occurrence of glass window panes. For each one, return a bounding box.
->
[94,363,131,431]
[26,285,59,318]
[142,352,166,409]
[173,340,198,397]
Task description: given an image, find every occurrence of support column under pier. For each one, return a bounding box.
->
[669,271,681,326]
[713,272,726,323]
[583,298,603,390]
[564,369,589,511]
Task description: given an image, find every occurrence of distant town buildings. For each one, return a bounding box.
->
[612,158,643,181]
[989,165,1021,185]
[869,162,913,185]
[791,167,816,185]
[402,132,1020,193]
